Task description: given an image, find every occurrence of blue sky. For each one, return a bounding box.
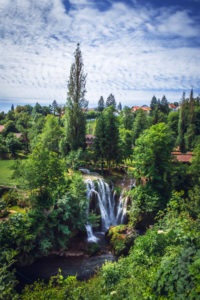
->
[0,0,200,110]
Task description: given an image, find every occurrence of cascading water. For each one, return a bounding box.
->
[85,177,135,242]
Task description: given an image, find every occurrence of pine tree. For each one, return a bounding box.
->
[97,96,104,112]
[150,96,157,114]
[106,94,116,108]
[160,95,169,114]
[133,109,148,144]
[11,104,14,111]
[52,100,58,115]
[65,43,88,151]
[118,102,122,111]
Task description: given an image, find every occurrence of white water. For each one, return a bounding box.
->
[85,177,134,242]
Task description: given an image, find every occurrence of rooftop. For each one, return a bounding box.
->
[171,151,193,162]
[0,125,5,132]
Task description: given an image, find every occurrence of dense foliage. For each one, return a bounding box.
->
[0,45,200,299]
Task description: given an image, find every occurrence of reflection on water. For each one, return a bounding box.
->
[17,253,115,282]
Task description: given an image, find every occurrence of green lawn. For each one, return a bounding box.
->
[0,160,17,186]
[86,119,96,135]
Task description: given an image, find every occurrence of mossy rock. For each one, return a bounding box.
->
[107,225,138,256]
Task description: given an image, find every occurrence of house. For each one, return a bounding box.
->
[0,125,5,132]
[171,150,193,163]
[168,104,179,111]
[0,125,22,139]
[131,106,150,114]
[85,134,95,147]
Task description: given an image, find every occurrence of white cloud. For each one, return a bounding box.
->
[156,10,199,38]
[0,0,199,109]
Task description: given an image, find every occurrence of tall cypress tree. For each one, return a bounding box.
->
[65,44,88,150]
[185,89,196,150]
[52,100,58,115]
[94,112,106,174]
[178,92,187,152]
[97,96,104,112]
[104,106,119,168]
[118,102,122,111]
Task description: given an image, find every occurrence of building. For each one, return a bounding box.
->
[171,149,193,163]
[131,106,150,114]
[0,125,5,132]
[85,134,95,147]
[0,125,22,139]
[168,104,179,111]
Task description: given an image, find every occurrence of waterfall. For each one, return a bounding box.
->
[85,178,134,242]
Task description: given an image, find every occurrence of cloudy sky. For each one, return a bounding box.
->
[0,0,200,110]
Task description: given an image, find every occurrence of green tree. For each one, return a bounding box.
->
[104,106,119,167]
[132,109,148,144]
[65,43,88,150]
[6,133,21,156]
[13,145,65,208]
[97,96,104,112]
[65,148,83,170]
[40,115,62,153]
[106,94,116,108]
[167,111,179,138]
[185,89,196,150]
[32,103,43,115]
[28,113,45,150]
[0,137,7,156]
[178,92,188,152]
[118,102,122,111]
[133,123,173,199]
[52,100,58,115]
[189,143,200,185]
[3,120,17,136]
[150,95,157,114]
[160,95,169,114]
[120,106,134,130]
[94,112,107,173]
[119,128,133,162]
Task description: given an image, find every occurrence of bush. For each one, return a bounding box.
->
[107,225,137,256]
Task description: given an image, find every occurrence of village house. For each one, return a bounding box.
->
[0,125,22,139]
[131,106,150,114]
[168,104,179,111]
[171,150,193,163]
[0,125,5,132]
[85,134,95,147]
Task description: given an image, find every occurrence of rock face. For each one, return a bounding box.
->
[107,225,138,256]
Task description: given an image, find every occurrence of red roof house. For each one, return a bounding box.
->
[171,151,193,163]
[0,125,5,132]
[131,106,150,113]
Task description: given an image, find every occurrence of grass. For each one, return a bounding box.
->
[9,206,26,214]
[0,160,17,186]
[86,119,96,134]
